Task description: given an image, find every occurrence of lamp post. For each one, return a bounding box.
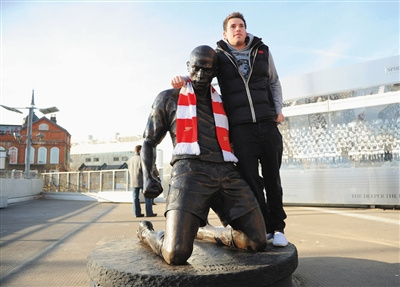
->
[1,90,59,178]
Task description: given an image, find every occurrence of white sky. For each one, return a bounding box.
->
[1,0,399,144]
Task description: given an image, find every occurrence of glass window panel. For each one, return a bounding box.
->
[38,147,47,164]
[50,147,59,164]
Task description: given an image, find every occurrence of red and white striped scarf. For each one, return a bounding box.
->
[173,81,238,163]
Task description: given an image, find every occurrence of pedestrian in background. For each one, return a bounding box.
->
[128,145,157,218]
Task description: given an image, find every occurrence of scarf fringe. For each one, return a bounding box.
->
[222,150,238,162]
[173,142,201,156]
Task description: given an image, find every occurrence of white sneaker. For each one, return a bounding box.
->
[273,231,288,247]
[266,233,274,242]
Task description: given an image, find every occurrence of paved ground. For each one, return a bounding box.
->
[0,199,399,287]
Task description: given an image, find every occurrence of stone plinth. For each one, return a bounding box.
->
[87,238,298,287]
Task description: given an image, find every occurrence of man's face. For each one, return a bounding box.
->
[187,50,215,91]
[223,18,247,49]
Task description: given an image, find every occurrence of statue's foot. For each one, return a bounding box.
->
[137,221,154,241]
[195,224,207,240]
[196,225,235,247]
[196,224,220,240]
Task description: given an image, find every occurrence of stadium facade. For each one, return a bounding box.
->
[279,55,399,207]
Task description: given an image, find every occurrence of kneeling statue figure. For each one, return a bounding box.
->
[137,45,267,265]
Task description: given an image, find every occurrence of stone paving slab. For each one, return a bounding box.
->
[0,199,399,287]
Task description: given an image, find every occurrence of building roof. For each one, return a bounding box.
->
[71,140,142,155]
[78,162,128,171]
[281,55,399,100]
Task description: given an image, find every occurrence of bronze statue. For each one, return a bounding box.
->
[138,45,266,265]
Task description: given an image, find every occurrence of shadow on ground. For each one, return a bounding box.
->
[293,257,399,287]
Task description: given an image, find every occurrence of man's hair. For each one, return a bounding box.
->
[134,145,142,153]
[223,12,246,31]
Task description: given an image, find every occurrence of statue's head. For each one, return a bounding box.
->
[186,45,217,92]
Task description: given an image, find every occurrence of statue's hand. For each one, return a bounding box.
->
[143,178,163,198]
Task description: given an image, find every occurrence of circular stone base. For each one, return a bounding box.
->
[87,238,298,287]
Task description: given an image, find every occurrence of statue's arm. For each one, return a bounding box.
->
[141,140,162,198]
[141,90,174,198]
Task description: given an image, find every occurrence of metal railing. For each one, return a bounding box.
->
[42,170,130,193]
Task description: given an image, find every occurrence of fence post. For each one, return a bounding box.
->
[67,172,70,191]
[99,171,102,192]
[88,171,91,192]
[126,170,129,191]
[57,173,60,192]
[77,172,81,192]
[112,170,115,191]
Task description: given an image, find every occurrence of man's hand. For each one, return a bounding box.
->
[276,113,284,125]
[171,76,186,89]
[143,178,163,199]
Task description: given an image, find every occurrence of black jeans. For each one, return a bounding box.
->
[230,121,287,233]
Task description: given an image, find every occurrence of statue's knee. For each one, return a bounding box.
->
[163,247,191,265]
[254,238,267,251]
[234,230,266,251]
[251,233,267,251]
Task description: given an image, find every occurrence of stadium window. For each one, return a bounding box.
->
[113,157,119,161]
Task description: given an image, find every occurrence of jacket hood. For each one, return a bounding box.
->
[218,34,262,51]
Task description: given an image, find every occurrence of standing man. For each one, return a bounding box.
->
[171,12,288,247]
[138,45,267,265]
[127,145,157,218]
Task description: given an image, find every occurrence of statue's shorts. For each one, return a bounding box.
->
[166,159,260,227]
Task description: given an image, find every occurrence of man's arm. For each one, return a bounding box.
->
[268,50,284,124]
[171,76,187,89]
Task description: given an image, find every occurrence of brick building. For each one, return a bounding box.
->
[0,114,71,174]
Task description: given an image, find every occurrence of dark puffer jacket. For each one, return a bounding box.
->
[216,36,277,126]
